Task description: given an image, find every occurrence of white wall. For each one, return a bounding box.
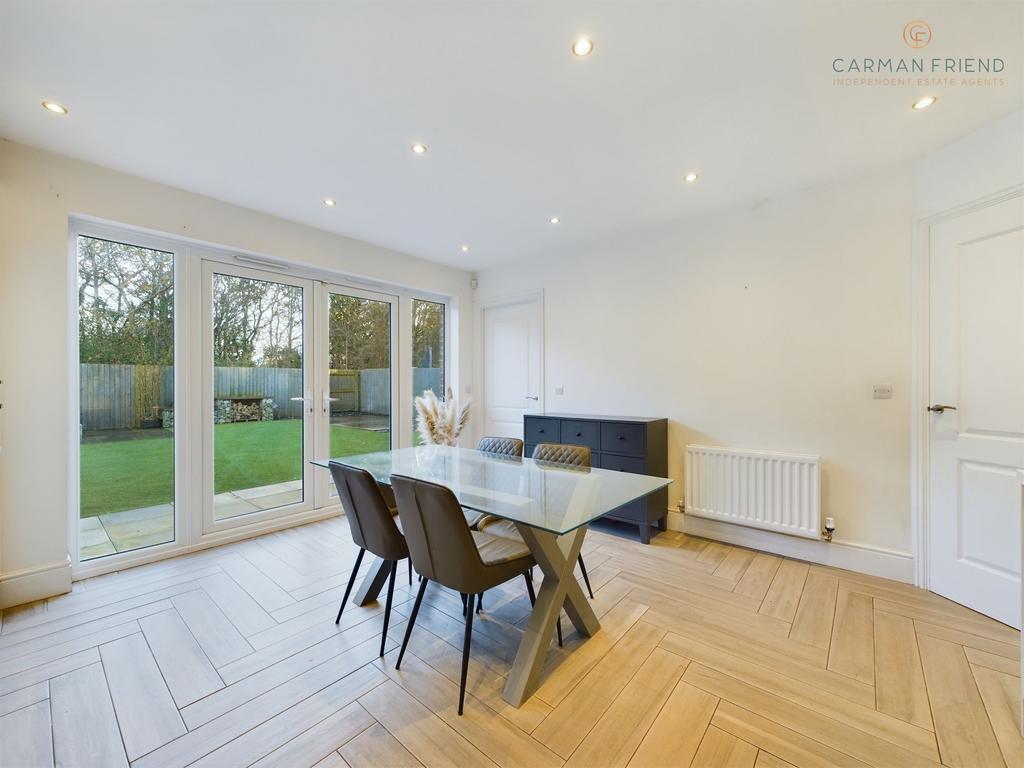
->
[914,110,1024,216]
[476,163,916,575]
[0,140,473,607]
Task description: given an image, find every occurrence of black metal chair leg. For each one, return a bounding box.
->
[578,554,594,599]
[379,560,397,657]
[526,571,562,646]
[408,559,412,585]
[459,593,475,715]
[397,578,428,670]
[336,548,365,624]
[476,592,483,613]
[460,593,467,616]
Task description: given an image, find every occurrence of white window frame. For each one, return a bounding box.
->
[68,215,455,580]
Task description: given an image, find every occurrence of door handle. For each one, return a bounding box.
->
[525,396,539,401]
[927,404,957,413]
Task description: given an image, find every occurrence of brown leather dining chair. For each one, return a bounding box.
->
[391,474,536,715]
[329,461,410,658]
[478,442,597,600]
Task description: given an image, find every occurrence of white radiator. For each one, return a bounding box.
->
[684,445,821,539]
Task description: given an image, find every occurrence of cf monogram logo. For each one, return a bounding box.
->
[903,20,932,49]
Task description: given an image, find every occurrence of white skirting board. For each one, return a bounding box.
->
[667,511,915,584]
[0,557,73,609]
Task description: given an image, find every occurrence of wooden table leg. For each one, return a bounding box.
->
[502,525,600,706]
[352,556,392,607]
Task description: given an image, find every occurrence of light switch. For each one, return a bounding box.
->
[554,385,564,395]
[872,383,893,399]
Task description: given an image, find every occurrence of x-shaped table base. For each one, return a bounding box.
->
[350,524,601,708]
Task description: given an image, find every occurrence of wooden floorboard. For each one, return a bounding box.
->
[0,516,1018,768]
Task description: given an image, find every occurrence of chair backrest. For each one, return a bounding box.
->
[476,436,524,457]
[532,442,591,467]
[391,474,485,593]
[328,462,408,561]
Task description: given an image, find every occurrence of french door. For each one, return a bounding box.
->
[202,261,315,532]
[313,283,398,505]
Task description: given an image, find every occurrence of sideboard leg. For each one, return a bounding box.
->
[639,523,651,544]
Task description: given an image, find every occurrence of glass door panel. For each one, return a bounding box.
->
[412,298,445,445]
[210,269,308,521]
[77,235,176,560]
[323,289,395,500]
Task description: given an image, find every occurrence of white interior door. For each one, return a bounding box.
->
[481,297,542,440]
[928,193,1024,628]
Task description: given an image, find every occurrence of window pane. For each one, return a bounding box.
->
[212,274,304,519]
[78,236,175,560]
[328,294,392,495]
[412,299,445,445]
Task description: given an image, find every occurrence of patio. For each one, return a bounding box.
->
[80,479,304,558]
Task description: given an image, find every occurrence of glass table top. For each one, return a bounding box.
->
[313,446,672,536]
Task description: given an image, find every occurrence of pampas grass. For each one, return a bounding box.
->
[415,387,471,446]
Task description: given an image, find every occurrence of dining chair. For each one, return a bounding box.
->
[464,436,524,530]
[328,461,410,658]
[391,474,536,715]
[479,442,596,599]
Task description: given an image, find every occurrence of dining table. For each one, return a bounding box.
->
[312,444,672,707]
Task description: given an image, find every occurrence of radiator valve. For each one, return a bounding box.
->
[822,516,836,542]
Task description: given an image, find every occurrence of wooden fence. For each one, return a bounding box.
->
[80,364,443,429]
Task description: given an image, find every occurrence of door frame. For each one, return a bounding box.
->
[473,289,545,444]
[909,183,1024,590]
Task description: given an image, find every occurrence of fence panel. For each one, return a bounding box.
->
[80,364,442,427]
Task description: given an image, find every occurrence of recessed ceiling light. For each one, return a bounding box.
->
[572,37,594,57]
[323,198,336,207]
[684,171,699,183]
[411,142,427,155]
[461,244,470,253]
[912,96,937,110]
[549,216,560,225]
[41,100,68,115]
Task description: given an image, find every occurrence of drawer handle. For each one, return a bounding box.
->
[538,429,544,434]
[575,432,582,437]
[617,435,625,440]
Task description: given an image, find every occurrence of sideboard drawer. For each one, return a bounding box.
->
[600,453,646,474]
[524,416,559,445]
[601,421,646,456]
[560,419,600,451]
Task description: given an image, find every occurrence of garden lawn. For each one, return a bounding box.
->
[79,420,390,517]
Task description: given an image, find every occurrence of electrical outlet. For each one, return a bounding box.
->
[872,383,893,399]
[554,385,564,395]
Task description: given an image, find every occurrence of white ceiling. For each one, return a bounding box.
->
[1,2,1021,270]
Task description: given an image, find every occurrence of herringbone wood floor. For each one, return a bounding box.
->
[0,517,1020,768]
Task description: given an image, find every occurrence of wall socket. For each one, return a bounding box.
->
[872,383,893,399]
[554,385,564,395]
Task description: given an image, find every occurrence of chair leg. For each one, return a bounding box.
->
[459,593,475,715]
[476,592,483,613]
[526,571,562,646]
[397,578,428,670]
[336,548,365,624]
[380,560,397,658]
[408,559,412,585]
[460,593,467,616]
[577,554,594,599]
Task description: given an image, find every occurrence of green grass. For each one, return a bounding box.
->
[79,420,389,518]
